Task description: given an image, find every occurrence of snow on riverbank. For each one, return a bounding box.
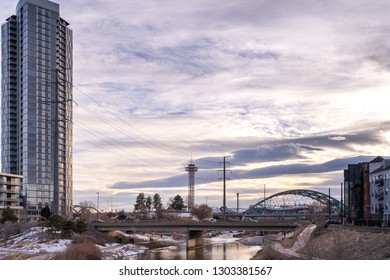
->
[0,226,185,260]
[98,234,184,260]
[0,227,72,258]
[98,243,148,260]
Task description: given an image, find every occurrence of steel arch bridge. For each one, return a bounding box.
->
[72,205,100,219]
[244,189,341,215]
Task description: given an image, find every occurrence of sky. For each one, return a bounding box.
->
[1,0,390,211]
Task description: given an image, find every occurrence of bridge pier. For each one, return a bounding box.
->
[186,230,204,249]
[186,230,204,260]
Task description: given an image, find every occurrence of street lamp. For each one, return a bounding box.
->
[236,193,239,214]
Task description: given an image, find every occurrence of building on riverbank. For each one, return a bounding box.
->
[1,0,73,220]
[344,156,390,227]
[369,157,390,227]
[0,172,23,219]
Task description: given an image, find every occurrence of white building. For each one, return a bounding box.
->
[369,156,390,226]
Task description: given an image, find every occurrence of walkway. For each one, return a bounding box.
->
[272,224,316,259]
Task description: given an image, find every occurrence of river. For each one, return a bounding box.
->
[132,232,262,260]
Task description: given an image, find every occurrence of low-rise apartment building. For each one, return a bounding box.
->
[344,156,390,227]
[369,157,390,227]
[0,172,23,219]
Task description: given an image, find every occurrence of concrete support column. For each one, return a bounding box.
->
[187,230,203,249]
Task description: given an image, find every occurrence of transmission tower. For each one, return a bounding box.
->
[185,161,198,210]
[219,156,231,222]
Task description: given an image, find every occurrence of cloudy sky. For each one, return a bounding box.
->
[1,0,390,211]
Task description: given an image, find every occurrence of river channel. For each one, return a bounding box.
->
[133,232,262,260]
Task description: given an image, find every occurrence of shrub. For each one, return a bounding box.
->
[46,215,88,237]
[54,240,101,260]
[0,222,32,240]
[0,208,18,224]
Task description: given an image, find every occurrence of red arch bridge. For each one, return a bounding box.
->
[244,189,342,217]
[213,189,343,219]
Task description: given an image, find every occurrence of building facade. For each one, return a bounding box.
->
[1,0,73,220]
[0,172,23,219]
[344,156,390,227]
[369,157,390,227]
[344,163,365,223]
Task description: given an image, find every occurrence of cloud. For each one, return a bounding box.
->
[237,156,375,179]
[230,144,306,166]
[298,145,324,152]
[3,0,390,209]
[108,155,376,192]
[328,136,347,141]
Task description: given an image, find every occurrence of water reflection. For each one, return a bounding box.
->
[134,232,262,260]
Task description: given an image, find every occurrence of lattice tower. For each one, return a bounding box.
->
[185,162,198,210]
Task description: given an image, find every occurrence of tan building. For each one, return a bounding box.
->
[0,172,23,219]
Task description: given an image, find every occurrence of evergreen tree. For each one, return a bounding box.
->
[145,195,152,212]
[74,220,88,234]
[117,210,127,220]
[169,194,185,211]
[153,193,163,210]
[0,208,18,224]
[62,220,75,238]
[40,205,51,219]
[134,193,146,212]
[47,215,65,232]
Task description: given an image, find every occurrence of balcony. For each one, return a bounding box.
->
[0,187,19,194]
[375,178,384,186]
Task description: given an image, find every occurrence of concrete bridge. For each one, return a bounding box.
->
[94,221,298,249]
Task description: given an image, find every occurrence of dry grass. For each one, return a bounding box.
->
[1,253,31,260]
[54,240,101,260]
[300,225,390,259]
[0,222,33,240]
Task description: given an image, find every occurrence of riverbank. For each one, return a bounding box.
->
[252,224,390,260]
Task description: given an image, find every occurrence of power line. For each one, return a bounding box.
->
[75,103,180,161]
[74,121,180,174]
[72,83,188,156]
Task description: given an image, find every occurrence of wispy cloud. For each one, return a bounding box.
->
[2,0,390,210]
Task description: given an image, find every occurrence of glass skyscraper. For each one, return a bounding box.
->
[1,0,73,220]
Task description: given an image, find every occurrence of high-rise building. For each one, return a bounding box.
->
[1,0,73,220]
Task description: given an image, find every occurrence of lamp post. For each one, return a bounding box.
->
[236,193,239,214]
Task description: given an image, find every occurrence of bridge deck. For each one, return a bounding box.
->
[94,221,298,232]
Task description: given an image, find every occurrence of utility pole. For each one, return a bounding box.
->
[223,156,227,222]
[340,183,343,225]
[97,192,100,219]
[328,188,331,220]
[219,156,230,222]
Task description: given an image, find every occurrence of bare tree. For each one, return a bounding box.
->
[191,204,212,220]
